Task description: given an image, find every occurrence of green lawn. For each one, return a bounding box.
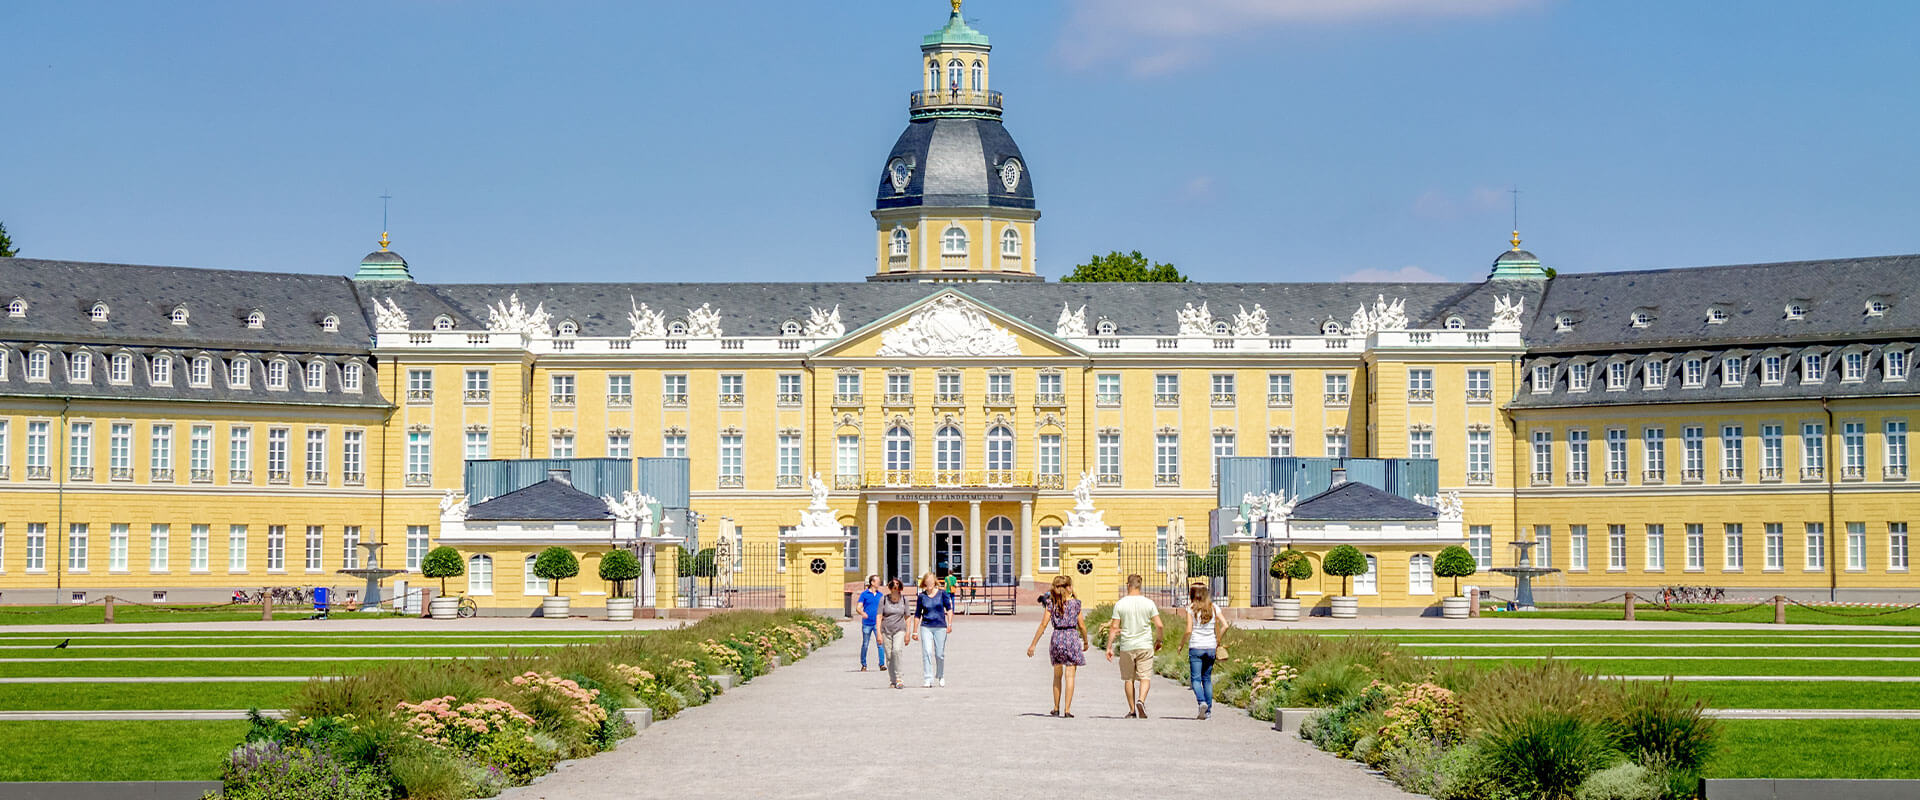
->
[0,644,568,660]
[1710,720,1920,778]
[1452,656,1920,677]
[0,721,246,781]
[1510,604,1920,626]
[0,658,427,678]
[0,631,621,643]
[0,681,298,710]
[1677,681,1920,710]
[1403,644,1920,658]
[0,604,378,625]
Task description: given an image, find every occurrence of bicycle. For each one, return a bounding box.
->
[457,596,478,618]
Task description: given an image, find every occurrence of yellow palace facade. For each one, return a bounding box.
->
[0,3,1913,613]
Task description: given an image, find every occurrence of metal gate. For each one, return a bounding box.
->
[675,542,786,609]
[1119,540,1186,608]
[1248,539,1276,607]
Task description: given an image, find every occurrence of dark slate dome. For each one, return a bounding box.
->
[876,118,1034,211]
[360,250,407,267]
[1495,248,1540,267]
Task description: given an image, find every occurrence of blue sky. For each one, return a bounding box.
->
[4,0,1916,284]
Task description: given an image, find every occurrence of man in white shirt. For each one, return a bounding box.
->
[1105,573,1164,719]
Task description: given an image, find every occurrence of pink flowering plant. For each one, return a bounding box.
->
[395,696,536,754]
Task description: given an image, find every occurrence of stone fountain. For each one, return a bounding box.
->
[1488,540,1559,611]
[338,541,405,612]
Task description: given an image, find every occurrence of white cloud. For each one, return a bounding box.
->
[1059,0,1541,75]
[1340,264,1451,283]
[1176,175,1218,203]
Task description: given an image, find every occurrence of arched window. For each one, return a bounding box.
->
[305,361,326,391]
[246,311,265,329]
[1355,555,1379,595]
[1444,316,1465,330]
[885,425,913,472]
[321,315,338,332]
[69,351,92,382]
[971,60,984,90]
[468,554,494,595]
[985,425,1014,472]
[558,320,578,337]
[1408,554,1434,595]
[227,358,250,388]
[190,356,212,387]
[171,306,189,325]
[89,303,109,321]
[1096,320,1117,336]
[27,350,49,380]
[947,59,964,94]
[110,353,132,383]
[524,555,548,596]
[781,320,801,336]
[935,425,963,473]
[1322,320,1343,335]
[267,360,288,390]
[942,226,968,256]
[6,299,25,317]
[928,60,940,91]
[934,516,964,573]
[890,228,910,257]
[433,316,454,331]
[1212,320,1230,336]
[1000,228,1021,259]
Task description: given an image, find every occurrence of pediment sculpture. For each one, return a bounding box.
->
[1232,304,1269,336]
[1491,294,1526,332]
[487,292,553,337]
[876,294,1021,357]
[628,298,667,338]
[438,490,469,523]
[373,297,410,332]
[805,305,845,338]
[1055,303,1088,338]
[1177,302,1213,336]
[685,304,724,338]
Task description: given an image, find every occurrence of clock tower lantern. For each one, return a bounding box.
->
[871,1,1040,283]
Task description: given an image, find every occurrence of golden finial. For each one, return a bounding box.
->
[952,0,962,14]
[379,231,391,252]
[1510,230,1522,251]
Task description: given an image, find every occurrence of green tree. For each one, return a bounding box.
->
[419,546,464,594]
[598,550,643,598]
[1268,549,1314,600]
[0,222,17,258]
[678,547,717,578]
[532,547,581,597]
[1322,545,1368,597]
[1060,250,1188,283]
[1434,545,1479,597]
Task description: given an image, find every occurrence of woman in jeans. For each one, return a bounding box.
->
[908,571,953,688]
[1180,584,1228,719]
[878,578,911,689]
[1025,574,1088,717]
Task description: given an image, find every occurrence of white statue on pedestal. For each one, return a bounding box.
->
[438,490,469,523]
[791,473,842,536]
[1062,472,1109,536]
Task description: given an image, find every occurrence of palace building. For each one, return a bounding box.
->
[0,2,1914,613]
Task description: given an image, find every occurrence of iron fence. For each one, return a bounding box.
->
[674,542,786,609]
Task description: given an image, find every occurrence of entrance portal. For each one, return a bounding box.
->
[933,516,965,578]
[986,515,1014,586]
[884,515,913,583]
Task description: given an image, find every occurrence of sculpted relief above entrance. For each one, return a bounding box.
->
[876,294,1022,358]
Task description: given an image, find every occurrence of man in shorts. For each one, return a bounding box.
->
[1105,573,1164,718]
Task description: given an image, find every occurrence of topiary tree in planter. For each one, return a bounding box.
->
[1269,549,1314,599]
[420,546,465,595]
[678,547,717,579]
[533,547,581,597]
[598,550,643,599]
[1434,545,1478,597]
[1187,544,1230,579]
[1322,545,1368,596]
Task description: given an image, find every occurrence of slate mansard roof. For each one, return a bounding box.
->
[876,118,1034,211]
[466,476,615,522]
[1290,481,1439,522]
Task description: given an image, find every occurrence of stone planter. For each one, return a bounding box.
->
[1442,595,1471,619]
[606,597,636,622]
[1272,598,1301,622]
[428,596,461,620]
[541,596,571,619]
[1329,595,1359,619]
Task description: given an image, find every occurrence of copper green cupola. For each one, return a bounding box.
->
[353,231,413,282]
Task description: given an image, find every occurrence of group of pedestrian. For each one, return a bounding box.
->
[855,571,1226,718]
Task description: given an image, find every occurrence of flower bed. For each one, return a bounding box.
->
[214,611,840,799]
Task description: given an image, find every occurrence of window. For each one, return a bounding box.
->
[1355,556,1379,595]
[607,431,631,459]
[110,353,131,384]
[1722,356,1745,386]
[1155,433,1180,484]
[322,315,338,332]
[1606,361,1628,390]
[342,363,362,393]
[69,523,89,572]
[150,355,172,386]
[1805,523,1826,570]
[663,374,688,406]
[187,425,211,480]
[266,427,290,482]
[834,371,860,402]
[1534,525,1553,568]
[342,430,364,483]
[719,434,743,483]
[1211,373,1236,405]
[70,351,93,383]
[150,524,169,573]
[1803,353,1825,383]
[69,421,93,477]
[928,60,940,90]
[1155,373,1179,406]
[1630,311,1652,328]
[266,360,287,390]
[1530,430,1552,483]
[266,525,286,572]
[1324,373,1350,404]
[1682,358,1704,387]
[468,555,493,595]
[1567,429,1590,483]
[971,60,983,90]
[1644,359,1666,389]
[1887,350,1909,381]
[228,525,247,572]
[405,526,430,571]
[1892,523,1910,571]
[778,433,801,481]
[1721,425,1744,480]
[109,524,128,572]
[7,299,24,317]
[304,361,326,391]
[1645,524,1665,570]
[27,350,48,381]
[936,371,961,402]
[1467,430,1492,483]
[1843,352,1867,382]
[886,372,911,401]
[986,426,1014,473]
[1407,369,1433,401]
[1410,429,1435,461]
[941,226,968,256]
[227,358,249,389]
[1001,228,1022,258]
[1156,526,1169,571]
[1801,422,1825,479]
[1605,428,1628,482]
[1096,433,1121,481]
[935,426,963,473]
[1039,525,1061,571]
[434,316,455,332]
[1325,431,1348,459]
[890,228,909,257]
[843,525,862,571]
[1764,523,1785,571]
[108,423,131,479]
[551,374,576,406]
[776,373,800,405]
[525,555,548,595]
[1608,524,1627,571]
[1268,429,1292,457]
[1532,365,1553,393]
[1569,363,1590,391]
[26,420,50,478]
[298,429,325,483]
[1036,371,1063,401]
[1761,424,1785,479]
[662,433,687,459]
[1848,521,1867,571]
[1409,554,1434,594]
[1211,432,1235,480]
[462,369,490,401]
[1838,421,1866,479]
[1038,433,1062,478]
[1682,426,1705,481]
[190,524,209,572]
[1762,354,1785,384]
[26,523,46,572]
[1268,373,1293,405]
[1096,373,1121,405]
[718,374,743,405]
[947,59,963,92]
[305,526,323,572]
[247,311,265,329]
[1707,307,1728,324]
[1724,523,1745,571]
[1469,525,1493,569]
[836,434,860,480]
[406,431,431,484]
[1888,421,1909,478]
[551,432,574,458]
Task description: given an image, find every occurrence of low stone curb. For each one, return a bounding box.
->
[0,709,281,721]
[1704,779,1920,800]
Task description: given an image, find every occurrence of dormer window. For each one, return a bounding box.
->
[69,351,92,383]
[320,315,339,332]
[246,311,265,329]
[7,299,26,317]
[1644,359,1667,389]
[1321,320,1343,335]
[305,361,326,391]
[890,228,909,257]
[1784,304,1806,321]
[1866,300,1890,317]
[150,355,172,386]
[1606,361,1628,390]
[342,362,363,393]
[1887,350,1910,381]
[189,357,212,387]
[89,303,110,322]
[557,320,578,337]
[1096,319,1117,336]
[1722,356,1745,387]
[109,353,132,384]
[941,226,969,256]
[1001,228,1022,259]
[1211,320,1230,336]
[266,360,288,390]
[170,306,189,325]
[228,358,250,389]
[1683,358,1705,387]
[1555,314,1575,332]
[1630,311,1653,328]
[1843,351,1866,382]
[667,321,687,337]
[1445,316,1465,330]
[1802,353,1825,383]
[1707,308,1729,324]
[781,320,801,336]
[1531,364,1552,393]
[1568,363,1590,391]
[1762,355,1784,385]
[433,316,454,331]
[27,350,49,381]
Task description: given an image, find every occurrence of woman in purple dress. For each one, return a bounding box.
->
[1026,575,1089,717]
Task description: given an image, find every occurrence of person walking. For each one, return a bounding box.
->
[909,572,954,688]
[879,578,911,689]
[856,575,886,672]
[1105,573,1163,719]
[1180,583,1228,719]
[1026,575,1088,717]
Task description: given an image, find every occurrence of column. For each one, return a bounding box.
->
[865,500,881,579]
[916,500,931,578]
[1019,499,1034,585]
[966,500,983,579]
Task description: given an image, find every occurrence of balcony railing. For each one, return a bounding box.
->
[934,393,964,407]
[27,465,51,480]
[1096,473,1121,487]
[307,471,327,485]
[404,473,431,488]
[608,394,633,409]
[717,475,744,489]
[190,468,213,483]
[834,474,862,491]
[909,89,1003,111]
[1888,465,1909,480]
[1468,472,1493,485]
[1325,392,1350,406]
[1643,469,1665,484]
[1842,465,1866,480]
[1154,473,1181,487]
[718,394,744,408]
[150,469,173,483]
[407,389,432,403]
[110,467,133,481]
[984,393,1015,407]
[1531,471,1552,486]
[1268,393,1293,408]
[1683,468,1705,483]
[776,474,803,488]
[776,393,802,407]
[1153,393,1179,407]
[230,469,252,484]
[1210,393,1236,408]
[1722,468,1744,482]
[884,393,914,406]
[464,389,490,404]
[551,394,576,409]
[1761,467,1784,481]
[663,394,688,408]
[1801,467,1824,481]
[1036,473,1065,490]
[1567,470,1589,485]
[859,469,1035,489]
[1408,389,1434,403]
[343,472,365,487]
[1034,393,1065,407]
[1466,389,1494,403]
[1605,470,1628,484]
[1095,394,1121,407]
[269,471,291,485]
[834,393,862,406]
[70,466,93,481]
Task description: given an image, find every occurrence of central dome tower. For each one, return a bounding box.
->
[870,1,1041,283]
